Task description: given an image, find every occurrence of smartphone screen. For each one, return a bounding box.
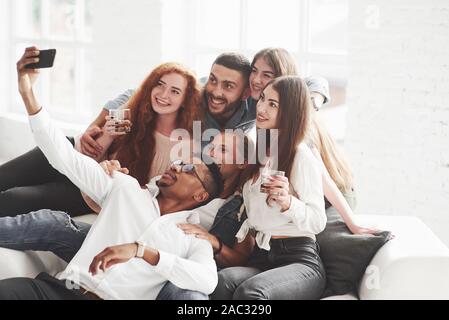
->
[25,49,57,69]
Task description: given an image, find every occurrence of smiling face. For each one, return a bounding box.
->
[249,57,275,100]
[204,64,247,122]
[157,157,211,204]
[256,83,280,129]
[151,72,188,116]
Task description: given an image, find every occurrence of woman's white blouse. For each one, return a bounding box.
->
[236,143,327,250]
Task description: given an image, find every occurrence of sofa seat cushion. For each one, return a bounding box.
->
[320,293,358,300]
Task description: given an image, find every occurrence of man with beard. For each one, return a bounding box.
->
[199,53,254,132]
[78,52,253,158]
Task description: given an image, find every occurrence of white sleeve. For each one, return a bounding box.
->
[73,133,82,152]
[283,144,327,234]
[154,237,218,295]
[28,109,113,206]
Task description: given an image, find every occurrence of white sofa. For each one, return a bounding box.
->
[0,214,448,300]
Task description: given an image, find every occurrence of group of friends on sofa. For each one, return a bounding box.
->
[0,46,380,300]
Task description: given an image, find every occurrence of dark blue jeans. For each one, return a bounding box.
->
[0,209,207,300]
[211,237,326,300]
[0,209,91,262]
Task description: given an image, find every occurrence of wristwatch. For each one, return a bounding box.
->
[135,241,146,258]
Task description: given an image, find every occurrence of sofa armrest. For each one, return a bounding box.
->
[356,215,449,299]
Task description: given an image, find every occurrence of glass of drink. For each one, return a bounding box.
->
[259,168,285,193]
[109,109,131,134]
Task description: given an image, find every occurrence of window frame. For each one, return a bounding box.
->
[0,0,10,115]
[6,0,93,123]
[175,0,348,102]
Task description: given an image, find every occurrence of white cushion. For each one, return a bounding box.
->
[355,215,449,300]
[320,293,358,300]
[0,249,66,279]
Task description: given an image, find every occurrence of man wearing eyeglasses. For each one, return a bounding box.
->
[0,50,226,300]
[0,131,253,300]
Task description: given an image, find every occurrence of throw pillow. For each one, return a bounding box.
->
[316,207,392,298]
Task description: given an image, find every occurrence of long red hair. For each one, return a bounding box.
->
[109,62,201,186]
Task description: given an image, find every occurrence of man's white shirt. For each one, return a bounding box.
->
[28,109,218,300]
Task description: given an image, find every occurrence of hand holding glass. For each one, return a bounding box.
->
[260,168,285,193]
[107,109,131,134]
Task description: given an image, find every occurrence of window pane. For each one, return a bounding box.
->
[194,53,218,81]
[195,0,240,50]
[83,0,93,40]
[48,0,76,39]
[308,61,348,80]
[247,0,300,51]
[83,49,94,116]
[15,0,41,38]
[309,0,348,54]
[49,47,76,111]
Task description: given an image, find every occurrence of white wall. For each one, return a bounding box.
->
[345,0,449,245]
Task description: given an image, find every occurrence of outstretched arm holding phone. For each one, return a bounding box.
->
[17,47,42,116]
[17,46,113,206]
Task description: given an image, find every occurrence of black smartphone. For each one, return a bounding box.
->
[25,49,57,69]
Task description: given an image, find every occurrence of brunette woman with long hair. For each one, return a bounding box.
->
[247,47,377,235]
[212,76,327,300]
[176,49,375,281]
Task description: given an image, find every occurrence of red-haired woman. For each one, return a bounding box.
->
[0,61,201,217]
[94,62,200,185]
